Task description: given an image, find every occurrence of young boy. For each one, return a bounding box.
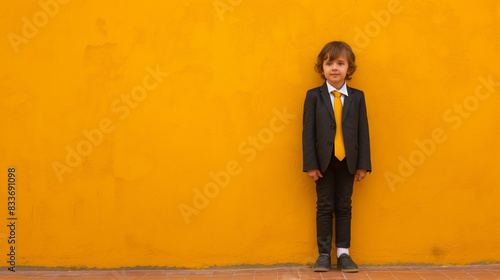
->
[302,41,371,273]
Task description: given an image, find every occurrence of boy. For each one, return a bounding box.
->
[302,41,371,273]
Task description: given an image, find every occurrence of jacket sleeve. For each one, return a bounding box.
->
[302,91,319,172]
[357,92,372,172]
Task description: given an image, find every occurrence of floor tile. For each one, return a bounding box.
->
[415,272,450,280]
[391,272,425,280]
[366,271,397,280]
[466,272,499,280]
[1,266,499,280]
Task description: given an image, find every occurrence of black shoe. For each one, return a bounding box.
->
[337,253,359,273]
[313,253,331,272]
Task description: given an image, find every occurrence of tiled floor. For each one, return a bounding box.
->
[0,266,499,280]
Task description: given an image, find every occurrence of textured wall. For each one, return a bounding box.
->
[1,0,499,269]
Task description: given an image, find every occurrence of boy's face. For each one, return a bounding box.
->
[322,55,349,89]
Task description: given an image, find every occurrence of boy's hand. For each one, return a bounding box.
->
[307,169,323,181]
[354,169,367,181]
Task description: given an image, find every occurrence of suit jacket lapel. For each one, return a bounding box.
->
[342,86,354,124]
[320,82,335,120]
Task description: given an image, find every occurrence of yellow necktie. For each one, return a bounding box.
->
[333,91,345,161]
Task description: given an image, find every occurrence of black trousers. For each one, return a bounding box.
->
[315,156,355,255]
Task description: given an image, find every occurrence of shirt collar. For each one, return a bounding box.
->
[326,81,349,96]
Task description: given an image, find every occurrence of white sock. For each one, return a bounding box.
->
[337,248,349,258]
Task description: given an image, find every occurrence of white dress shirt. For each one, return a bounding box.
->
[326,81,348,111]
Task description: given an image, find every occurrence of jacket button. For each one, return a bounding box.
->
[328,141,332,145]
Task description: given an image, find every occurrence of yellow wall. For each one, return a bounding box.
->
[1,0,500,269]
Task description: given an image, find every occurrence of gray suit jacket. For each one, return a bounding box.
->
[302,82,371,175]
